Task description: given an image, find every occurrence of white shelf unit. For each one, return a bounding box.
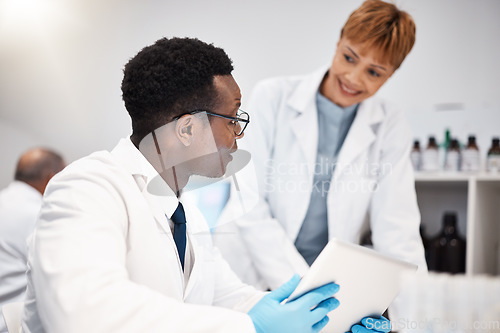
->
[414,172,500,276]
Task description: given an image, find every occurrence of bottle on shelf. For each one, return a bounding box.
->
[427,212,466,274]
[419,224,430,264]
[359,229,373,249]
[461,135,480,172]
[498,241,500,275]
[443,129,451,151]
[444,138,461,171]
[410,140,421,171]
[422,136,439,171]
[486,137,500,172]
[441,128,451,168]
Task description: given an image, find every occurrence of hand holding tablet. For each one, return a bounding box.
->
[249,274,340,333]
[287,238,418,333]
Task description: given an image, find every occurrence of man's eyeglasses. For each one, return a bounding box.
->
[173,109,250,137]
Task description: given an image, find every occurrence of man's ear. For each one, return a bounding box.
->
[176,116,194,146]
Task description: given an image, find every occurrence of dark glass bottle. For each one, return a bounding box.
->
[422,136,439,171]
[487,138,500,172]
[461,135,480,172]
[428,212,466,273]
[410,140,421,171]
[360,229,373,249]
[428,136,438,149]
[419,224,430,264]
[444,139,461,171]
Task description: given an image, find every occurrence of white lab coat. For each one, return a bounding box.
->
[21,138,263,333]
[214,68,427,294]
[0,181,42,333]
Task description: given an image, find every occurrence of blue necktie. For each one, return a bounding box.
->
[171,202,187,270]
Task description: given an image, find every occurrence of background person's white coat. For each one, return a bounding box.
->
[0,181,42,332]
[214,68,428,326]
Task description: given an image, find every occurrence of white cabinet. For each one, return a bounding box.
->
[415,172,500,276]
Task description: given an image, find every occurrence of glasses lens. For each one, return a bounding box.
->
[239,111,249,121]
[234,121,242,136]
[235,111,249,136]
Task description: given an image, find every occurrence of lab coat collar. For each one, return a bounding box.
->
[286,68,329,176]
[9,180,43,199]
[357,96,385,125]
[111,138,188,288]
[287,67,328,114]
[111,137,179,219]
[285,67,386,181]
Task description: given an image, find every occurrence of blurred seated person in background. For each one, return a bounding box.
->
[0,148,65,332]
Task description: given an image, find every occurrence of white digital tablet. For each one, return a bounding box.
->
[287,238,418,333]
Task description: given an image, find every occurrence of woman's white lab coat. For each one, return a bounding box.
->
[214,68,427,293]
[21,138,262,333]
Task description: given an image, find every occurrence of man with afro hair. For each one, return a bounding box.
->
[20,37,347,333]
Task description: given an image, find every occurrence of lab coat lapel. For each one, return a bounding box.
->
[141,189,175,236]
[290,111,317,176]
[182,208,213,301]
[333,98,384,181]
[110,139,185,286]
[182,232,199,300]
[141,183,189,293]
[288,69,326,175]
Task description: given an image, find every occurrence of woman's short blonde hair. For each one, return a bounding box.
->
[341,0,416,69]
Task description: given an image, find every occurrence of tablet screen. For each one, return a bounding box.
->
[287,238,417,333]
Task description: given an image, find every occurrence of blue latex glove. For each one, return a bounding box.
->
[351,316,392,333]
[248,274,340,333]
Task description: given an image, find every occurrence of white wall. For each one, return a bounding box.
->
[1,0,499,188]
